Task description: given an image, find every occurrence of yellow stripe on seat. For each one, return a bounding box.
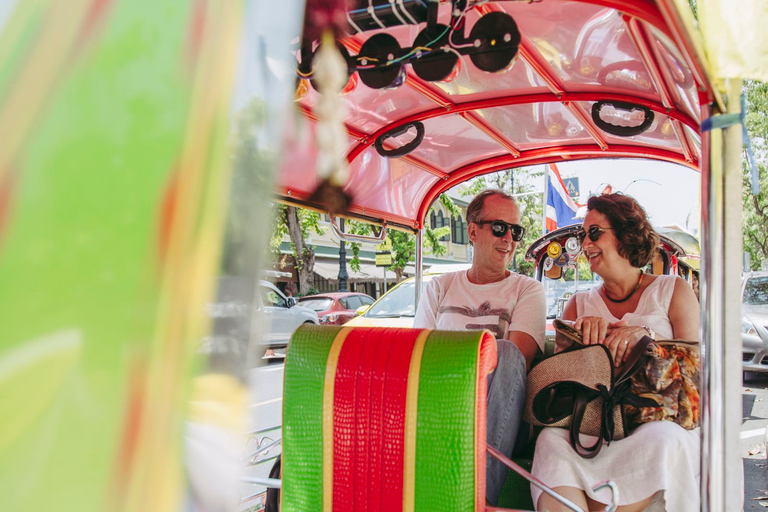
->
[402,330,431,512]
[322,327,352,512]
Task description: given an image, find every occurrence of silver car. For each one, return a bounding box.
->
[741,272,768,374]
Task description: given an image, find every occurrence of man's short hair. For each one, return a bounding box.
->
[465,189,517,224]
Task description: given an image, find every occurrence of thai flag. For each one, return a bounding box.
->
[546,164,582,232]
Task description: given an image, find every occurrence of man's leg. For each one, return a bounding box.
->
[485,339,527,505]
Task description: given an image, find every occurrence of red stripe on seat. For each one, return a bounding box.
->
[352,329,381,512]
[332,328,422,512]
[379,329,421,512]
[364,329,395,512]
[332,329,368,512]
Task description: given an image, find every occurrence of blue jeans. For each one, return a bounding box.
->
[485,339,527,506]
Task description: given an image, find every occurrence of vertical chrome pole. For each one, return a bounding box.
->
[700,78,744,512]
[415,228,423,311]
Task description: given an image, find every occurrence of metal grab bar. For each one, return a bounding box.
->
[329,215,386,243]
[486,446,619,512]
[241,476,282,488]
[246,438,282,466]
[486,445,584,512]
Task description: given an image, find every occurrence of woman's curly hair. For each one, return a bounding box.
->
[587,193,659,268]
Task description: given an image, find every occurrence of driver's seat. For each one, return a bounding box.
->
[281,325,497,512]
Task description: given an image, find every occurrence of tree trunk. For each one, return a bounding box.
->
[285,206,315,294]
[394,267,404,283]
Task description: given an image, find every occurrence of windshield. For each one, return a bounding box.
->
[744,276,768,306]
[298,298,333,311]
[364,281,422,318]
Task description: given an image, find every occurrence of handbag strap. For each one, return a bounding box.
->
[568,388,605,459]
[568,336,655,459]
[614,335,654,385]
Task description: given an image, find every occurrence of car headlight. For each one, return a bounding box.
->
[321,314,339,324]
[742,316,758,335]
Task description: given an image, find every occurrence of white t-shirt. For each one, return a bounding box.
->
[413,270,546,352]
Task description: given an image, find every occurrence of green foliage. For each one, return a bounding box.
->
[742,80,768,269]
[345,193,458,274]
[268,204,325,260]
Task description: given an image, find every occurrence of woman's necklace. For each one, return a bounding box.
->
[603,271,644,303]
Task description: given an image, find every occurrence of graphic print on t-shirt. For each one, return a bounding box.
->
[438,301,511,339]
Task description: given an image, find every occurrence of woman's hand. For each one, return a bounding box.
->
[602,321,649,366]
[574,316,610,345]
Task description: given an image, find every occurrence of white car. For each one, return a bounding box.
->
[206,278,318,354]
[741,272,768,374]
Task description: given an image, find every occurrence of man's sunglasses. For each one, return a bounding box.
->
[475,220,526,241]
[576,225,613,244]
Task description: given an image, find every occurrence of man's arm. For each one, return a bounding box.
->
[508,280,546,370]
[508,332,540,371]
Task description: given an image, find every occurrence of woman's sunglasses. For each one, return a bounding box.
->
[475,220,526,241]
[576,225,613,243]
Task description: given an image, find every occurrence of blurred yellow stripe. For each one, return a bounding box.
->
[0,0,90,179]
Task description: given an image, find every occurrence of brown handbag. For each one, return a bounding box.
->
[524,320,656,458]
[524,320,700,458]
[553,319,701,430]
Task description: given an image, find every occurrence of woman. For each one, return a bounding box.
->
[531,193,700,512]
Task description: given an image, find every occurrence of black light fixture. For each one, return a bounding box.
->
[297,0,521,91]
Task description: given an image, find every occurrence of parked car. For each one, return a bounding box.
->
[345,277,428,328]
[206,278,318,356]
[297,292,374,325]
[741,272,768,374]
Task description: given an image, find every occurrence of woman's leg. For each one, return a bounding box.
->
[485,339,527,505]
[539,490,654,512]
[537,486,589,512]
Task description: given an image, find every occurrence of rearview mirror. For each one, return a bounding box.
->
[287,297,297,307]
[355,305,371,316]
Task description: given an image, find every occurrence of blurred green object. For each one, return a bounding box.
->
[0,1,246,511]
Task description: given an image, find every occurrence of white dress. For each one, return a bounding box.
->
[530,275,700,511]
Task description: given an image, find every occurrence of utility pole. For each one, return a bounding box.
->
[338,218,348,292]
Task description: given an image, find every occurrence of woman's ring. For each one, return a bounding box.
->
[623,339,629,346]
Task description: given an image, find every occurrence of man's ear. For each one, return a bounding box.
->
[467,222,477,243]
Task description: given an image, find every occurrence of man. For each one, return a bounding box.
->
[414,189,545,505]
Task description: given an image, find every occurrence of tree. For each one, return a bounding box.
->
[742,79,768,270]
[345,194,461,282]
[269,204,324,294]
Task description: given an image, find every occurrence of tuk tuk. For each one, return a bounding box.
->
[0,0,750,511]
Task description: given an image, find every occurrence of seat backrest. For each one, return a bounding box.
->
[281,325,497,512]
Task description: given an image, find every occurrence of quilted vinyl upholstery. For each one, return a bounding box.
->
[281,325,497,512]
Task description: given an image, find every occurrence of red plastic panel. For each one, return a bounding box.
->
[276,118,358,199]
[507,2,660,99]
[344,149,440,223]
[647,25,700,124]
[476,102,597,151]
[577,101,683,152]
[405,114,510,170]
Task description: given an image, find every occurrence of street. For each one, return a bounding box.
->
[743,373,768,510]
[242,361,768,510]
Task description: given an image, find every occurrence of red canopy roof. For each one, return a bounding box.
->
[275,0,716,231]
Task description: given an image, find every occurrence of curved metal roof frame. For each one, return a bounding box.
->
[280,0,719,232]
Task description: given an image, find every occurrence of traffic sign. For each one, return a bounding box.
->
[375,252,393,266]
[375,236,393,252]
[563,177,580,198]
